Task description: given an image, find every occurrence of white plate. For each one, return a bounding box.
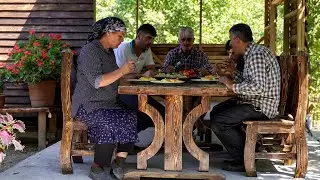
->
[150,80,184,84]
[190,79,218,83]
[126,79,153,84]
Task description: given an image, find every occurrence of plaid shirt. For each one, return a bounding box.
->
[232,43,280,118]
[162,45,214,74]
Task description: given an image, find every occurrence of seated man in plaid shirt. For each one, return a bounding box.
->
[211,23,281,171]
[161,26,214,75]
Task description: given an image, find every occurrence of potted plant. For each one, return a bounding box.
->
[0,113,25,163]
[4,30,71,107]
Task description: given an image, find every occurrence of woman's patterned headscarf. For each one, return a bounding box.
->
[87,17,126,43]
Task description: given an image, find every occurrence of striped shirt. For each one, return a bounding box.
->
[232,43,281,118]
[162,45,214,74]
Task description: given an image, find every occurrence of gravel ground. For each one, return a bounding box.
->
[0,143,39,173]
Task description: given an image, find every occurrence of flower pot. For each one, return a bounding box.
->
[0,94,5,108]
[28,80,56,107]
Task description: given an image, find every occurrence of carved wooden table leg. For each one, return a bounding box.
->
[137,94,165,169]
[164,95,183,171]
[38,111,47,150]
[183,96,210,171]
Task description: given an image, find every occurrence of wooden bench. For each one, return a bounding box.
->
[0,107,59,150]
[243,54,308,178]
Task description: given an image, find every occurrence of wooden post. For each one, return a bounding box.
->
[59,51,74,174]
[264,0,271,47]
[283,0,289,53]
[270,4,277,55]
[199,0,203,49]
[136,0,139,30]
[165,95,183,171]
[296,0,305,52]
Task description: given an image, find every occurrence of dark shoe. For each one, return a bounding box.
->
[222,163,245,172]
[111,159,125,180]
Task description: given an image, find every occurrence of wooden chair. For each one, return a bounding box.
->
[243,54,309,178]
[60,51,93,174]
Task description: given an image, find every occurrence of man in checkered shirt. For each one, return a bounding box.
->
[161,26,214,74]
[210,23,281,171]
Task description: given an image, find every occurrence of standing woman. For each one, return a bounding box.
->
[72,17,137,180]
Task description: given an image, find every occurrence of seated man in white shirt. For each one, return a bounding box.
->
[114,24,165,135]
[114,23,157,77]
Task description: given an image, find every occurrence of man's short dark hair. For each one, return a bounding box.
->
[225,40,232,51]
[229,23,253,42]
[137,24,157,37]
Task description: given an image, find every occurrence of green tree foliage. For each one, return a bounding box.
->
[96,0,320,120]
[96,0,265,43]
[307,0,320,120]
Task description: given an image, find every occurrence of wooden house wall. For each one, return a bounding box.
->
[0,0,95,62]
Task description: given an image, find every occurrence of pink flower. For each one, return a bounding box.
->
[28,29,36,35]
[47,43,52,49]
[7,50,12,56]
[0,62,5,68]
[0,151,6,163]
[40,33,45,37]
[0,130,13,146]
[12,139,24,151]
[12,120,26,133]
[0,113,14,124]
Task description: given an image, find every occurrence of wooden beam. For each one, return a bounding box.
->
[136,0,139,30]
[296,0,306,52]
[284,9,298,20]
[269,4,277,55]
[257,35,265,44]
[283,0,289,53]
[199,0,203,49]
[264,0,271,47]
[271,0,284,5]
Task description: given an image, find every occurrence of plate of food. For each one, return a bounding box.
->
[127,77,156,84]
[150,78,185,85]
[191,75,219,83]
[154,72,187,80]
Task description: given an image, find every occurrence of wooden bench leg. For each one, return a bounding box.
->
[244,124,257,177]
[137,94,165,170]
[38,112,47,150]
[183,96,210,172]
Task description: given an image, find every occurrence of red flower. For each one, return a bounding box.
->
[40,33,45,37]
[36,59,44,67]
[49,33,61,40]
[33,41,40,47]
[24,50,31,56]
[28,29,36,35]
[12,68,19,74]
[72,50,77,55]
[13,44,19,51]
[16,61,23,68]
[7,50,12,56]
[47,43,52,49]
[41,51,47,59]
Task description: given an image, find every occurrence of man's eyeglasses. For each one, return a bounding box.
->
[180,38,193,42]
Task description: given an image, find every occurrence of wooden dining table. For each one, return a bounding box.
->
[118,80,231,172]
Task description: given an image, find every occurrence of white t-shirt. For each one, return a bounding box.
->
[114,41,155,73]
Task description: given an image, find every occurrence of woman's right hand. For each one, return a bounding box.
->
[121,60,136,75]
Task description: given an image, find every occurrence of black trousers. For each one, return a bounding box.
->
[94,143,133,167]
[119,94,165,132]
[210,98,268,164]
